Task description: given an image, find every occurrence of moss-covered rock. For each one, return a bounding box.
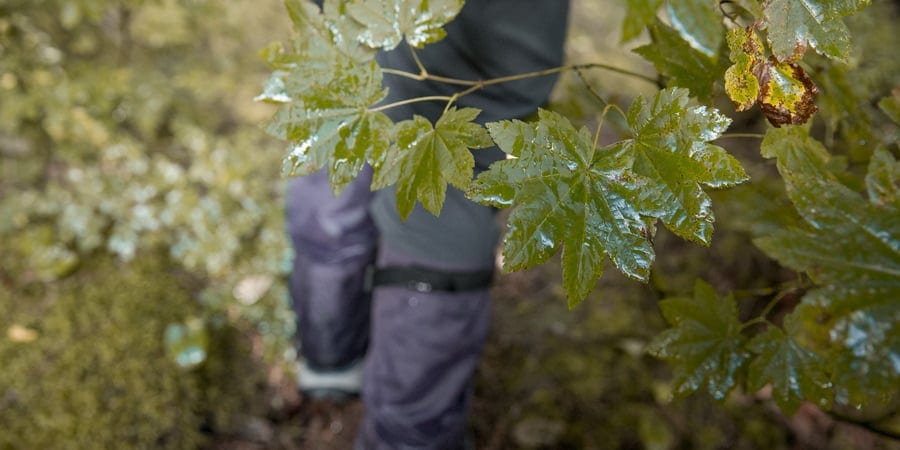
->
[0,253,266,450]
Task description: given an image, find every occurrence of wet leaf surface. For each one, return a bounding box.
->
[763,0,870,62]
[262,1,392,194]
[756,127,900,405]
[621,0,663,42]
[748,315,833,414]
[470,90,746,305]
[619,88,748,244]
[647,280,749,399]
[373,107,492,219]
[634,21,722,102]
[666,0,724,58]
[345,0,464,49]
[470,109,657,306]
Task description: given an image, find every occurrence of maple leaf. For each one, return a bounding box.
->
[372,107,492,219]
[647,280,749,399]
[345,0,463,49]
[763,0,871,62]
[748,314,833,414]
[634,21,723,102]
[260,0,392,194]
[619,88,748,244]
[469,109,658,306]
[665,0,724,58]
[621,0,663,43]
[755,127,900,405]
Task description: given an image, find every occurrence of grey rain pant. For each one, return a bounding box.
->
[287,1,569,448]
[287,169,493,450]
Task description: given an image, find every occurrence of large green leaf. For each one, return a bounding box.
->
[283,0,376,62]
[634,21,722,102]
[345,0,464,49]
[469,109,658,306]
[372,107,492,219]
[647,280,749,399]
[261,0,392,194]
[756,127,900,405]
[665,0,723,58]
[748,314,833,414]
[763,0,870,62]
[619,88,748,244]
[621,0,663,43]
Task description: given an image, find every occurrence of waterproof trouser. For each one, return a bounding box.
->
[287,169,493,450]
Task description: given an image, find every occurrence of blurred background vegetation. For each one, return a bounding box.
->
[0,0,897,449]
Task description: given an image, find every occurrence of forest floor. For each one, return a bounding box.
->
[207,257,900,450]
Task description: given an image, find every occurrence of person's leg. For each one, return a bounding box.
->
[358,187,496,450]
[286,168,377,395]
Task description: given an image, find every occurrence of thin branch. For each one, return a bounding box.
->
[370,96,454,112]
[731,279,808,299]
[827,410,900,441]
[381,62,659,88]
[572,63,659,85]
[382,68,426,81]
[574,67,609,107]
[376,61,657,115]
[717,133,766,140]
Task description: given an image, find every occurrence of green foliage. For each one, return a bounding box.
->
[373,107,493,218]
[648,125,898,415]
[0,2,296,446]
[471,109,657,305]
[263,1,900,425]
[747,315,833,414]
[665,0,723,58]
[762,0,870,62]
[621,0,663,42]
[261,0,390,192]
[616,88,747,242]
[756,127,899,407]
[345,0,464,49]
[468,89,745,305]
[648,280,748,400]
[634,21,722,101]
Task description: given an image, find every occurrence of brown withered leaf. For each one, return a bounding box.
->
[757,57,818,127]
[724,28,819,127]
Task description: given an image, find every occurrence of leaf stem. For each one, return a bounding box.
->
[739,286,800,331]
[717,133,766,140]
[408,43,428,77]
[370,96,455,112]
[593,106,613,151]
[740,316,773,330]
[574,67,609,107]
[592,103,628,151]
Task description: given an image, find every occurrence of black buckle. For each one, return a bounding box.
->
[372,266,494,293]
